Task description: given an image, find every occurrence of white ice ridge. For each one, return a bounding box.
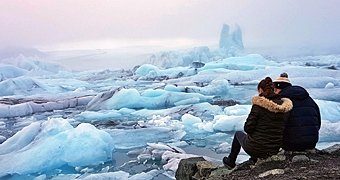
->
[86,87,214,110]
[0,96,93,118]
[0,118,114,177]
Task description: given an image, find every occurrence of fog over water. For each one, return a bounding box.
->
[0,0,339,55]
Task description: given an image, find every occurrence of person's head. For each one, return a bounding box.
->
[273,72,292,94]
[257,77,275,97]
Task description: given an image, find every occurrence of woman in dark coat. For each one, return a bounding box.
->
[223,77,293,169]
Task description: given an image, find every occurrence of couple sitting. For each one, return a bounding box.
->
[223,73,321,169]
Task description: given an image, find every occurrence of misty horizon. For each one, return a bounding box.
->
[1,0,340,52]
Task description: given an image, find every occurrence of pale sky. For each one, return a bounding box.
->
[1,0,340,52]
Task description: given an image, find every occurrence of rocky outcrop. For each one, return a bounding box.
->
[175,157,206,180]
[176,144,340,180]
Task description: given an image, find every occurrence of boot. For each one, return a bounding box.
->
[223,156,236,169]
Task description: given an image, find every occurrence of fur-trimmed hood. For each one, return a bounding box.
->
[252,96,293,113]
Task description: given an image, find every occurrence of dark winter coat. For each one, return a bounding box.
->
[243,95,293,158]
[279,86,321,151]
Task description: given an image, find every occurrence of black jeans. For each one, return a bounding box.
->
[228,131,257,164]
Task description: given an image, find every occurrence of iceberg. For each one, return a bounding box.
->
[219,24,244,56]
[145,24,244,68]
[86,88,213,110]
[0,118,114,177]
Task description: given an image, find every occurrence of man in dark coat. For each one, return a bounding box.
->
[273,73,321,151]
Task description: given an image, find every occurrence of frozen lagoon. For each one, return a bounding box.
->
[0,53,339,179]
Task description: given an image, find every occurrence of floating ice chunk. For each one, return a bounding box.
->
[181,114,202,126]
[168,141,189,148]
[0,118,114,177]
[90,88,213,110]
[291,77,339,88]
[147,143,178,152]
[76,110,122,122]
[128,169,161,180]
[320,120,340,142]
[135,63,197,79]
[212,115,246,132]
[82,171,130,180]
[0,96,93,118]
[34,174,47,180]
[325,82,335,89]
[147,142,185,154]
[0,121,42,154]
[105,127,185,149]
[135,64,160,77]
[146,116,170,127]
[86,87,122,111]
[201,54,277,71]
[137,153,153,162]
[224,104,251,116]
[133,102,222,121]
[98,88,141,110]
[309,88,340,102]
[81,169,160,180]
[171,79,230,96]
[195,121,215,132]
[215,142,230,154]
[164,84,184,92]
[316,100,340,122]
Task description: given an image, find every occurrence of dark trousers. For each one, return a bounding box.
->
[228,131,257,163]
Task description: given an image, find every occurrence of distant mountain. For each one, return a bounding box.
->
[0,47,45,59]
[0,47,64,74]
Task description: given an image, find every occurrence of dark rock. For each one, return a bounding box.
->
[193,161,218,179]
[209,167,232,179]
[175,157,206,180]
[327,65,337,70]
[211,99,239,106]
[193,82,209,87]
[322,144,340,155]
[93,120,120,129]
[258,168,285,178]
[292,155,310,163]
[177,72,184,78]
[191,62,205,69]
[0,98,49,105]
[177,145,340,180]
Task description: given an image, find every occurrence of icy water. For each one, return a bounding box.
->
[0,54,339,179]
